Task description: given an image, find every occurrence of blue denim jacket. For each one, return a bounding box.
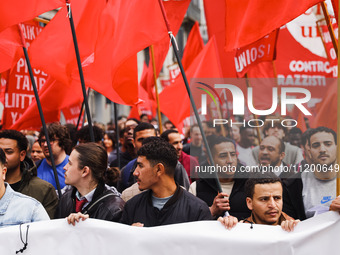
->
[0,183,50,228]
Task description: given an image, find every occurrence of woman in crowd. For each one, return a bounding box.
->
[55,143,124,224]
[103,132,117,166]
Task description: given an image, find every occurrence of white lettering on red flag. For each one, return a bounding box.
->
[234,30,279,78]
[2,20,46,129]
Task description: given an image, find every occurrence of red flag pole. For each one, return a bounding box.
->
[17,24,62,198]
[157,0,222,193]
[66,1,95,142]
[321,1,338,57]
[150,45,163,134]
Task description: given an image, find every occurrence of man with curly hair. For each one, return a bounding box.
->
[37,122,72,189]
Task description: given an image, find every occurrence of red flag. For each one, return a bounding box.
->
[224,0,322,51]
[1,21,49,129]
[331,0,338,24]
[29,0,190,105]
[204,0,237,78]
[140,0,191,100]
[0,20,45,73]
[159,37,223,129]
[128,76,157,120]
[182,21,204,70]
[311,80,337,131]
[234,29,279,77]
[10,77,83,130]
[0,76,6,106]
[29,0,107,88]
[296,110,308,133]
[0,25,23,73]
[318,21,338,66]
[62,102,83,126]
[247,62,276,78]
[0,0,63,33]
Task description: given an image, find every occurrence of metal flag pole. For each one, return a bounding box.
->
[66,1,95,142]
[156,0,222,193]
[18,24,62,198]
[75,88,91,131]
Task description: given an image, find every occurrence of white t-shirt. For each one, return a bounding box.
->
[236,144,256,167]
[301,171,336,218]
[189,181,234,196]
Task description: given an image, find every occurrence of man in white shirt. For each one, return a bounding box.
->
[283,126,338,220]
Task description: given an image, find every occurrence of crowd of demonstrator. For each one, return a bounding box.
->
[0,114,339,232]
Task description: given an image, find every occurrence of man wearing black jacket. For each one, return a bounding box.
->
[189,135,250,220]
[56,143,124,224]
[120,138,211,227]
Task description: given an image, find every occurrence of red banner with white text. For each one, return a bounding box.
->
[235,30,279,77]
[1,20,52,129]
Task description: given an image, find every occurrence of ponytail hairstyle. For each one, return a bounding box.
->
[74,143,120,185]
[105,167,120,186]
[74,143,109,184]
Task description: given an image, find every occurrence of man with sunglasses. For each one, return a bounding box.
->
[37,122,72,190]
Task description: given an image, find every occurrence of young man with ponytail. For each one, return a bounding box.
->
[55,143,125,224]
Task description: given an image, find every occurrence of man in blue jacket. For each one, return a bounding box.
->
[0,147,49,227]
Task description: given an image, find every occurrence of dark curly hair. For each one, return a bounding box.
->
[160,129,179,142]
[133,122,156,139]
[76,125,104,143]
[39,122,71,152]
[207,135,236,156]
[308,126,337,146]
[137,138,177,177]
[244,172,282,199]
[0,129,28,152]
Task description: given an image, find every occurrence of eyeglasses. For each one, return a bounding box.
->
[39,138,58,146]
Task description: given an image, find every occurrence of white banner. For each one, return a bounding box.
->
[0,211,339,255]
